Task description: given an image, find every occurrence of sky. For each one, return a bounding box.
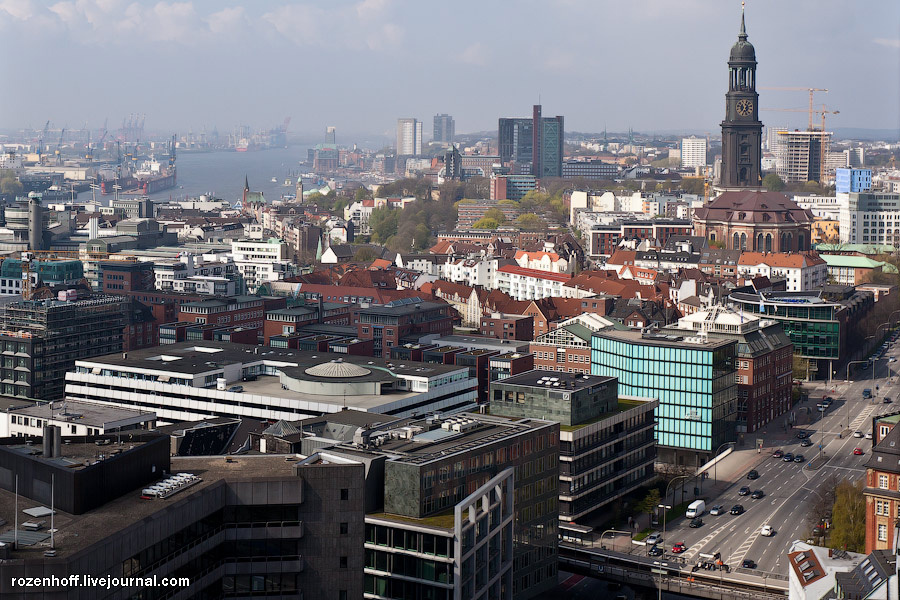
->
[1,0,898,142]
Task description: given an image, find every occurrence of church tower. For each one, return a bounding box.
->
[720,7,762,188]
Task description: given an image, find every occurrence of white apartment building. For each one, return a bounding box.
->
[153,253,236,292]
[6,399,155,438]
[171,276,235,296]
[396,118,423,156]
[793,194,842,220]
[514,250,571,274]
[441,258,499,288]
[838,191,900,245]
[681,136,708,168]
[231,238,292,292]
[495,265,573,300]
[736,252,828,292]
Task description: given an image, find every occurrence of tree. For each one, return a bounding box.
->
[306,191,325,205]
[483,207,507,223]
[472,217,499,230]
[762,173,785,191]
[830,480,866,552]
[353,247,378,262]
[636,488,662,523]
[369,207,399,243]
[680,177,706,195]
[515,213,547,230]
[355,187,371,201]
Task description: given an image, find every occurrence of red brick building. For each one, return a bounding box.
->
[99,260,154,293]
[179,295,287,338]
[864,414,900,554]
[355,299,453,357]
[479,312,534,341]
[530,321,593,375]
[263,302,352,344]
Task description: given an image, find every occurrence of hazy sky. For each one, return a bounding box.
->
[1,0,898,141]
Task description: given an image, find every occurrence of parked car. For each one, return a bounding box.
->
[795,454,805,463]
[648,545,664,556]
[227,385,244,393]
[760,525,775,537]
[751,490,765,499]
[773,449,784,458]
[689,518,704,528]
[672,543,687,554]
[731,505,744,515]
[709,505,724,516]
[739,486,750,496]
[854,431,863,438]
[783,453,794,462]
[742,559,757,569]
[646,533,662,546]
[801,439,813,447]
[854,447,864,455]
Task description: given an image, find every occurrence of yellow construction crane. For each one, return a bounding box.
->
[759,87,827,131]
[762,105,840,183]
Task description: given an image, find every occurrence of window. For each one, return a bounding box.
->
[340,522,348,535]
[340,556,348,569]
[878,524,888,541]
[340,488,349,500]
[339,593,348,600]
[880,475,889,490]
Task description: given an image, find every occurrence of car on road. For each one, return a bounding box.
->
[739,486,750,496]
[731,505,744,515]
[854,447,864,455]
[646,533,662,545]
[795,454,805,463]
[709,505,724,516]
[689,518,704,528]
[783,453,794,462]
[672,543,687,554]
[742,559,757,569]
[773,449,784,458]
[760,525,775,537]
[864,389,873,399]
[854,431,863,438]
[797,432,809,439]
[866,432,873,439]
[801,439,813,447]
[747,470,759,480]
[648,545,663,556]
[751,490,765,499]
[890,358,897,363]
[885,397,893,404]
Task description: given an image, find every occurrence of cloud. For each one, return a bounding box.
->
[874,38,900,49]
[207,6,244,35]
[459,42,487,67]
[0,0,36,20]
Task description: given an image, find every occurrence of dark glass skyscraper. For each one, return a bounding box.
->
[498,105,563,178]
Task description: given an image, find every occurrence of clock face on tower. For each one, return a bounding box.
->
[736,99,753,116]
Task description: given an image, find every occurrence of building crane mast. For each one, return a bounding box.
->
[37,120,50,165]
[758,87,827,131]
[762,106,840,183]
[54,128,66,166]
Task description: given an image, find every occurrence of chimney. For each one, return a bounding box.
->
[318,295,324,324]
[89,215,100,240]
[28,193,43,251]
[43,425,54,458]
[52,425,61,458]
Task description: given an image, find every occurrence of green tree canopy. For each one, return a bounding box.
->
[369,207,400,243]
[482,207,507,223]
[762,173,785,191]
[679,177,706,195]
[515,213,547,230]
[353,247,378,262]
[355,186,371,201]
[830,480,866,552]
[472,217,499,230]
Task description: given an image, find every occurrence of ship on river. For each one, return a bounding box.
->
[100,136,177,195]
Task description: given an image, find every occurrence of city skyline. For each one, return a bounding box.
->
[0,0,897,139]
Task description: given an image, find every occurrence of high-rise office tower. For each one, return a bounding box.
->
[499,105,563,178]
[325,126,336,144]
[720,9,762,188]
[433,114,455,144]
[396,118,422,156]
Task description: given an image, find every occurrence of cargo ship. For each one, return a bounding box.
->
[100,136,177,195]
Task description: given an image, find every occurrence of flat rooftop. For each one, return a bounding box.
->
[494,371,615,392]
[0,439,150,473]
[434,334,529,352]
[12,399,155,426]
[593,328,734,349]
[0,454,302,560]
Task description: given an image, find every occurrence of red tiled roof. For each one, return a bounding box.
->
[738,252,826,268]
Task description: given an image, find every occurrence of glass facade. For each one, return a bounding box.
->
[732,296,840,360]
[590,335,737,453]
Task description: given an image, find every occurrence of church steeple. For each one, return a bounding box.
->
[719,5,762,189]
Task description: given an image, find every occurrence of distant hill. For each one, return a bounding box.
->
[831,128,900,141]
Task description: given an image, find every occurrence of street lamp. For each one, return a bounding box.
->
[846,359,869,383]
[658,504,673,550]
[712,441,735,486]
[653,560,669,600]
[599,529,632,551]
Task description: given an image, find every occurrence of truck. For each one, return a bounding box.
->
[686,500,706,519]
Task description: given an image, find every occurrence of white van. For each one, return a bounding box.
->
[685,500,706,519]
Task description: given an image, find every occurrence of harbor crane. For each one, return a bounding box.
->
[37,120,50,164]
[54,128,66,166]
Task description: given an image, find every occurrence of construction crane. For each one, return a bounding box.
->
[54,128,66,166]
[759,87,827,131]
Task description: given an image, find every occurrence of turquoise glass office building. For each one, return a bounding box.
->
[591,330,737,466]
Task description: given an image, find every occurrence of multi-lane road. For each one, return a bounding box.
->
[651,335,900,575]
